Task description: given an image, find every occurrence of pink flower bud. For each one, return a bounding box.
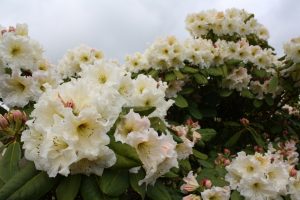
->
[223,159,231,166]
[183,194,201,200]
[11,110,25,122]
[240,118,249,126]
[0,115,9,129]
[223,148,230,155]
[201,178,212,189]
[290,168,297,177]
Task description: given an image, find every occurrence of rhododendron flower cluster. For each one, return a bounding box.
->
[21,59,176,183]
[225,142,299,200]
[0,24,59,107]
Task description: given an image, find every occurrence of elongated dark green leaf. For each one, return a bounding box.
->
[56,175,81,200]
[179,159,191,172]
[230,190,245,200]
[253,99,263,108]
[194,73,208,85]
[225,130,244,147]
[100,169,129,197]
[109,140,140,164]
[165,72,177,82]
[265,96,274,106]
[80,176,102,200]
[241,89,254,99]
[149,117,168,133]
[192,149,208,160]
[188,103,203,120]
[219,90,233,97]
[198,129,217,142]
[8,172,58,200]
[206,67,223,76]
[174,95,188,108]
[174,70,185,79]
[267,76,278,93]
[0,142,21,182]
[146,181,172,200]
[247,127,265,147]
[133,106,156,116]
[111,153,141,169]
[181,66,199,74]
[0,162,38,200]
[129,170,146,199]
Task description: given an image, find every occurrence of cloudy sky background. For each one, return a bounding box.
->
[0,0,299,63]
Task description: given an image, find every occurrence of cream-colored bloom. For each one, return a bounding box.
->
[114,109,150,143]
[183,194,202,200]
[201,186,230,200]
[126,128,178,185]
[180,171,200,193]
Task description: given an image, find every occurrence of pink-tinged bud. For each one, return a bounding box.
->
[8,26,15,32]
[254,146,263,153]
[182,194,201,200]
[11,110,26,122]
[282,130,288,136]
[290,168,297,177]
[223,159,231,166]
[240,118,249,126]
[186,118,194,126]
[180,171,200,193]
[201,178,212,189]
[192,131,201,143]
[223,148,230,155]
[0,115,9,129]
[1,30,7,35]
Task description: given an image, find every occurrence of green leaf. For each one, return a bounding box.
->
[231,190,245,200]
[100,169,129,197]
[147,69,159,78]
[0,142,21,182]
[179,159,191,172]
[112,154,141,169]
[198,107,217,118]
[165,72,177,82]
[225,129,244,147]
[194,73,208,85]
[181,66,199,74]
[188,105,203,120]
[198,128,217,142]
[206,67,223,76]
[219,90,233,97]
[149,117,168,133]
[109,140,140,164]
[192,149,208,160]
[80,176,102,200]
[265,96,274,106]
[179,87,194,95]
[253,69,268,78]
[174,70,185,79]
[225,59,242,66]
[129,169,146,199]
[199,160,214,168]
[0,162,38,200]
[174,95,188,108]
[56,175,81,200]
[247,127,265,147]
[267,76,278,93]
[224,121,241,127]
[253,99,263,108]
[8,172,58,200]
[146,181,172,200]
[133,106,156,116]
[241,89,254,99]
[222,65,228,77]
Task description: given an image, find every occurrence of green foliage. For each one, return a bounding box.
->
[129,169,146,199]
[0,142,21,182]
[56,175,81,200]
[99,169,129,197]
[146,181,173,200]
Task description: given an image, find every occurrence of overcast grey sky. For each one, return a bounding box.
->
[1,0,300,63]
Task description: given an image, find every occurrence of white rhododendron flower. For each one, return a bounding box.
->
[123,52,150,73]
[223,67,251,91]
[114,109,150,143]
[57,45,104,78]
[284,37,300,63]
[145,36,184,70]
[201,186,230,200]
[288,172,300,200]
[226,149,294,200]
[126,128,178,185]
[0,24,60,108]
[180,171,200,193]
